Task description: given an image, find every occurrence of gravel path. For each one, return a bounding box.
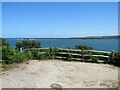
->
[0,60,118,88]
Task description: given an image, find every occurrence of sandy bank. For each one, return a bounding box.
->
[0,60,118,88]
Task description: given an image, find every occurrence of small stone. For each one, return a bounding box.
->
[50,83,63,90]
[2,72,6,74]
[26,62,29,64]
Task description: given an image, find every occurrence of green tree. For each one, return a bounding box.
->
[16,40,41,50]
[0,38,9,47]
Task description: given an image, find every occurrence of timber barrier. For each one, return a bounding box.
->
[22,47,115,63]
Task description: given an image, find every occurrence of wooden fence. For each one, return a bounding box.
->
[22,47,114,63]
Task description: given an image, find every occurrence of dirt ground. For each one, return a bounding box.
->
[0,60,118,88]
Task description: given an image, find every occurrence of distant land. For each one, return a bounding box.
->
[69,35,120,39]
[3,35,120,40]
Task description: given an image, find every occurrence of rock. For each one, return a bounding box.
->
[26,62,29,64]
[50,83,63,90]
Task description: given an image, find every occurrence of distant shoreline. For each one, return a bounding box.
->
[3,35,120,40]
[3,38,120,40]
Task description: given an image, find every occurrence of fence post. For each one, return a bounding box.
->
[82,48,84,62]
[51,46,53,52]
[110,50,115,64]
[68,51,72,61]
[51,46,54,59]
[111,50,115,57]
[20,47,23,52]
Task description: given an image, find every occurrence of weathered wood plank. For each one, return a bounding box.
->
[86,50,111,53]
[57,48,82,52]
[31,48,50,50]
[71,58,82,61]
[38,52,46,54]
[91,55,109,58]
[55,56,66,59]
[57,52,82,56]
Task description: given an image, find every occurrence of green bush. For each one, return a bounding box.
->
[16,40,41,51]
[75,44,93,50]
[25,52,32,60]
[111,53,120,66]
[0,47,2,60]
[92,57,98,63]
[31,50,46,60]
[2,39,32,64]
[31,48,55,60]
[2,46,14,64]
[0,38,9,47]
[2,46,31,64]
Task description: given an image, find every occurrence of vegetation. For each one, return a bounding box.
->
[109,52,120,66]
[31,47,56,60]
[0,38,9,47]
[1,38,55,67]
[2,47,32,64]
[1,38,120,68]
[16,40,41,51]
[2,39,32,67]
[75,44,93,50]
[31,50,47,60]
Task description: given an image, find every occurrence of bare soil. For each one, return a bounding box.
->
[0,60,118,88]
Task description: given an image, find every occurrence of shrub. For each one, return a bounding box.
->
[0,38,9,47]
[2,46,31,64]
[47,47,56,59]
[16,40,41,51]
[31,48,54,60]
[75,44,93,50]
[92,56,98,63]
[25,52,33,60]
[0,47,2,60]
[111,52,120,66]
[31,50,46,60]
[2,46,14,64]
[2,39,32,64]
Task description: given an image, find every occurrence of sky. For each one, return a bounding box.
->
[0,2,2,37]
[2,2,118,38]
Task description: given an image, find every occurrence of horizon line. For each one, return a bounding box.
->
[1,35,119,39]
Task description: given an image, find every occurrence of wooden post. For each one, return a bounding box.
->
[68,51,71,61]
[111,50,115,57]
[20,47,23,52]
[82,48,84,62]
[51,46,54,59]
[110,50,115,63]
[51,46,53,52]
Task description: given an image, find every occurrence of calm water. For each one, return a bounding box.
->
[5,38,119,52]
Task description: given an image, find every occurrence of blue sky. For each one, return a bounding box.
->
[2,2,118,38]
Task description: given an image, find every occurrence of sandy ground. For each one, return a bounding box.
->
[0,60,118,88]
